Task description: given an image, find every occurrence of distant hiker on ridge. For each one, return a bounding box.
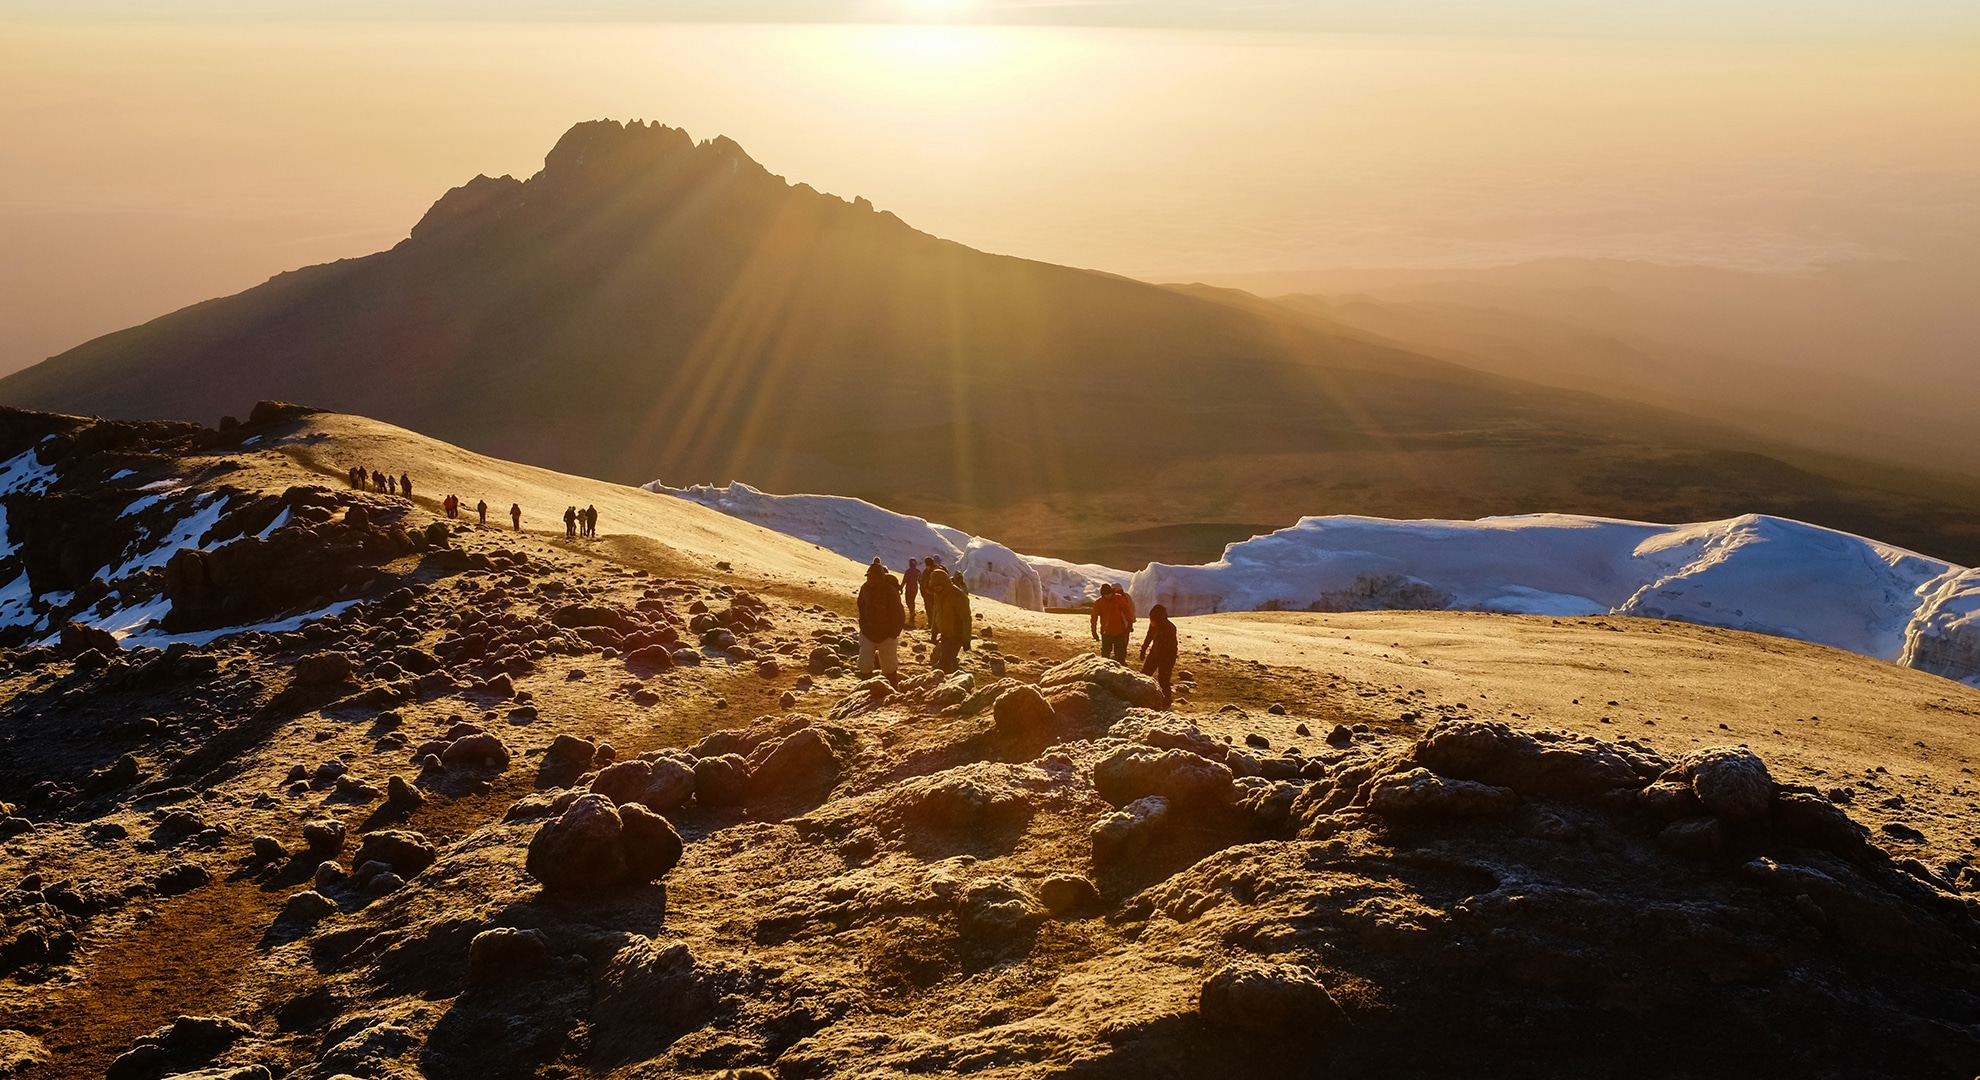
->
[1092,583,1135,664]
[444,494,458,519]
[510,503,522,531]
[347,465,363,489]
[564,506,578,539]
[372,469,386,493]
[856,558,906,680]
[400,472,412,499]
[585,505,598,538]
[476,499,488,527]
[902,558,921,629]
[1139,604,1179,706]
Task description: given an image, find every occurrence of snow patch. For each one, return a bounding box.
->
[648,481,1062,609]
[655,483,1980,685]
[105,492,228,580]
[119,600,358,650]
[0,450,56,497]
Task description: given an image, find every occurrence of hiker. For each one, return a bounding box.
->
[1091,583,1136,664]
[348,465,363,489]
[371,469,386,492]
[386,474,397,495]
[564,506,578,539]
[400,473,412,499]
[443,494,458,519]
[902,558,921,629]
[1138,603,1179,706]
[856,558,906,680]
[510,503,522,531]
[476,499,488,526]
[584,505,598,538]
[931,573,972,673]
[921,564,950,648]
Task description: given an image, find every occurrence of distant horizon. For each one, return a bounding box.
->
[4,18,1976,376]
[6,1,1980,42]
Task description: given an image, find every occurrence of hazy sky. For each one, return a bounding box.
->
[2,2,1977,373]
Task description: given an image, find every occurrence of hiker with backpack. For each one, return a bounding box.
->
[1091,583,1136,664]
[931,571,972,673]
[856,558,906,680]
[1138,604,1179,706]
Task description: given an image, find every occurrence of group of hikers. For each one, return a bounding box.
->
[348,467,413,498]
[857,555,974,678]
[1089,582,1178,705]
[563,505,601,539]
[436,494,520,531]
[853,557,1179,705]
[344,463,615,544]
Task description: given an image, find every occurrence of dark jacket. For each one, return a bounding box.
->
[922,566,950,628]
[939,578,972,650]
[858,572,907,642]
[1140,613,1178,664]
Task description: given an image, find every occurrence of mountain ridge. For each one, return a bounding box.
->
[10,118,1980,568]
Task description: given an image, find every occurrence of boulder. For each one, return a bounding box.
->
[1772,791,1871,860]
[1038,873,1100,916]
[745,727,840,804]
[1413,720,1660,798]
[1367,768,1517,819]
[1091,795,1170,862]
[825,677,894,721]
[384,775,423,809]
[1200,960,1344,1034]
[1666,747,1774,824]
[466,927,550,985]
[440,732,511,771]
[1091,745,1235,808]
[525,795,629,892]
[991,684,1056,740]
[1143,724,1228,762]
[691,754,749,806]
[293,651,354,687]
[545,734,599,767]
[957,876,1047,939]
[550,605,644,635]
[619,804,685,882]
[59,621,121,660]
[1037,654,1166,710]
[301,819,346,854]
[624,645,675,672]
[591,759,695,813]
[279,890,337,924]
[1658,816,1724,860]
[350,830,435,878]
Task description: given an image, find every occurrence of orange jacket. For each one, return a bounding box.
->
[1093,592,1136,637]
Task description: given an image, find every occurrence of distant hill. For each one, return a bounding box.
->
[1190,258,1980,476]
[9,120,1980,567]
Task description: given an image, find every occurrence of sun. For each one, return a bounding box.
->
[897,0,980,19]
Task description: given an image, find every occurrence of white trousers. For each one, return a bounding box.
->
[858,635,899,678]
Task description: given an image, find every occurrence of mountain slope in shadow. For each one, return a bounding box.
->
[8,120,1980,566]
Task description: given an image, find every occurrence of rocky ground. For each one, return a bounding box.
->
[2,406,1979,1079]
